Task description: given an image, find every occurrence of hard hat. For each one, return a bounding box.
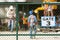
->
[29,10,33,15]
[9,5,14,9]
[19,11,22,14]
[24,12,26,16]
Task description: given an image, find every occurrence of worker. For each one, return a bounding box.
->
[28,10,37,39]
[6,5,16,32]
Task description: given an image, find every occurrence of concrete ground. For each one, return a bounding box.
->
[0,36,60,40]
[0,31,60,40]
[0,31,60,34]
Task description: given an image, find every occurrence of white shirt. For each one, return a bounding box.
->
[6,0,16,2]
[16,0,26,2]
[48,5,52,11]
[6,10,16,18]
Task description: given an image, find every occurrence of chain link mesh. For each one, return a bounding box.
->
[0,2,60,40]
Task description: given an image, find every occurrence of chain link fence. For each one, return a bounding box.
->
[0,2,60,40]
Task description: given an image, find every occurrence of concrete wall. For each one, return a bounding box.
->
[0,0,42,2]
[0,5,15,18]
[0,0,26,2]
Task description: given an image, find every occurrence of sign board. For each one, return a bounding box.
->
[41,16,55,27]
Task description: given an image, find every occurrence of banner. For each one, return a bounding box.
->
[41,16,55,27]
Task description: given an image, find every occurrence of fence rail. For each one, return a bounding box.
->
[0,2,60,4]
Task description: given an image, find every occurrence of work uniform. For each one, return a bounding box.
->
[6,5,16,32]
[44,5,53,16]
[28,14,37,39]
[47,5,53,16]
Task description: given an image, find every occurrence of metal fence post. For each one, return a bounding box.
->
[16,4,18,40]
